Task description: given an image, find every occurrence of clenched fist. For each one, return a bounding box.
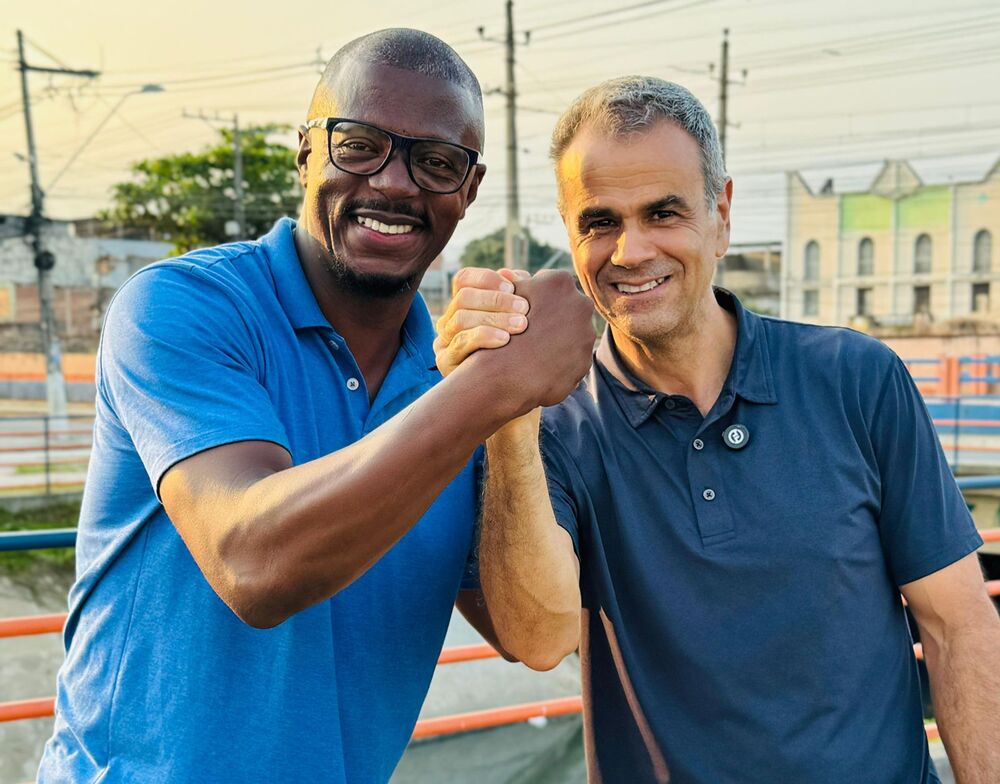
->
[445,269,596,419]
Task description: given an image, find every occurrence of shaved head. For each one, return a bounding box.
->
[308,28,485,144]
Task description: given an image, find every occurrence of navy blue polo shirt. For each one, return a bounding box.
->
[39,218,480,783]
[541,290,981,784]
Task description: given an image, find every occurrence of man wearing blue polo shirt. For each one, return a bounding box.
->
[37,29,595,783]
[435,77,1000,782]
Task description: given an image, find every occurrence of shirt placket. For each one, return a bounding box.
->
[686,391,739,544]
[322,328,371,424]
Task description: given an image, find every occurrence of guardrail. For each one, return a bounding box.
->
[3,475,1000,749]
[0,414,93,497]
[5,360,1000,496]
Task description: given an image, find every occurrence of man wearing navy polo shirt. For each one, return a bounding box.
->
[37,29,595,783]
[435,77,1000,782]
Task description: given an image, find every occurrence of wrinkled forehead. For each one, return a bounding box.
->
[312,60,483,150]
[556,121,705,213]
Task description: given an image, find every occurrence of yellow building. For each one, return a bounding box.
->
[783,159,999,326]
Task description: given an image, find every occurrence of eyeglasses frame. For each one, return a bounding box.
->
[302,117,483,195]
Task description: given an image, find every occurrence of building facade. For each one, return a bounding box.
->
[0,215,173,350]
[783,159,999,327]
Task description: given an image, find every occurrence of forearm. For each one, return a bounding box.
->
[211,367,517,627]
[924,607,1000,783]
[480,413,581,670]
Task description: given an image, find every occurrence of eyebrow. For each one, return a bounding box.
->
[576,194,692,231]
[645,194,691,214]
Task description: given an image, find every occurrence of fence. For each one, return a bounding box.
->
[5,356,1000,496]
[2,491,1000,742]
[0,415,93,497]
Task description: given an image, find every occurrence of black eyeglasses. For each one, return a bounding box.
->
[303,117,482,195]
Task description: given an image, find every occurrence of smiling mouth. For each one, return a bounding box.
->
[355,216,416,235]
[615,276,669,294]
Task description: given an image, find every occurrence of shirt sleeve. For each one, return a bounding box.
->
[98,263,291,496]
[459,446,485,591]
[540,426,581,556]
[871,355,983,586]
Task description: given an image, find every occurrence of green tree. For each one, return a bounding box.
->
[459,227,568,272]
[99,126,302,253]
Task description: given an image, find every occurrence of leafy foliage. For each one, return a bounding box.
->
[99,126,302,253]
[459,227,568,272]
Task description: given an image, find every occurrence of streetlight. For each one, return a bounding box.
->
[47,83,165,192]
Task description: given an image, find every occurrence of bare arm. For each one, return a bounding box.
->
[901,553,1000,783]
[160,272,592,630]
[436,268,590,670]
[480,411,581,670]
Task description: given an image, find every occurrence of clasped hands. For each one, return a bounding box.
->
[434,267,596,419]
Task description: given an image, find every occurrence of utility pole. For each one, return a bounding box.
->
[182,110,245,238]
[503,0,521,269]
[718,28,730,162]
[710,28,747,166]
[17,30,99,418]
[480,1,530,268]
[233,115,245,238]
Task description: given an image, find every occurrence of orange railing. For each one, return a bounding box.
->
[3,574,999,734]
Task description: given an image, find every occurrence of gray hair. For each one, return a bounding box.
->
[550,76,727,207]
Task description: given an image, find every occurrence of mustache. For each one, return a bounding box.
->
[342,198,428,224]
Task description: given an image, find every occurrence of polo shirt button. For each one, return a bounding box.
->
[693,439,704,451]
[663,399,676,410]
[702,488,716,501]
[328,339,339,351]
[346,378,360,391]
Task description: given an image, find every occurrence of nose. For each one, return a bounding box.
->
[611,222,657,269]
[366,148,421,200]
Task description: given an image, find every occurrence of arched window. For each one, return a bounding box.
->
[914,233,932,274]
[857,237,874,277]
[804,240,820,282]
[974,229,992,274]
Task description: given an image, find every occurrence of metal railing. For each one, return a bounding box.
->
[2,475,1000,745]
[0,414,94,497]
[1,356,999,497]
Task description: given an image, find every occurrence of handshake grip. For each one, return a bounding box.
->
[465,270,596,418]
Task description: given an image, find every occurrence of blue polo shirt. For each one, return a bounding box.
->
[541,290,981,784]
[38,218,480,783]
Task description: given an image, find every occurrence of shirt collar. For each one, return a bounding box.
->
[595,287,777,428]
[260,218,437,371]
[260,218,330,331]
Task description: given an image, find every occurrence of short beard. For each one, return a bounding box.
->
[324,250,419,299]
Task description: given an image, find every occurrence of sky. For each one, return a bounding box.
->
[3,0,999,263]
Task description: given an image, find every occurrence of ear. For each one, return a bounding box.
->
[296,126,312,189]
[458,163,487,219]
[715,177,734,259]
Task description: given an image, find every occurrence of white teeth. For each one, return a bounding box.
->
[355,216,414,235]
[616,277,666,294]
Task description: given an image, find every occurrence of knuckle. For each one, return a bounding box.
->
[455,309,477,331]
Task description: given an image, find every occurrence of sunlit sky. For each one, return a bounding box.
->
[3,0,999,261]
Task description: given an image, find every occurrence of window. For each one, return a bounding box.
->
[856,287,872,317]
[803,289,819,316]
[804,240,820,282]
[857,237,874,277]
[913,285,931,315]
[972,282,990,313]
[914,233,932,274]
[974,229,992,274]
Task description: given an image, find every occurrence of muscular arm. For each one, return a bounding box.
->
[435,269,591,670]
[901,553,1000,783]
[160,271,593,631]
[479,411,581,671]
[161,366,513,629]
